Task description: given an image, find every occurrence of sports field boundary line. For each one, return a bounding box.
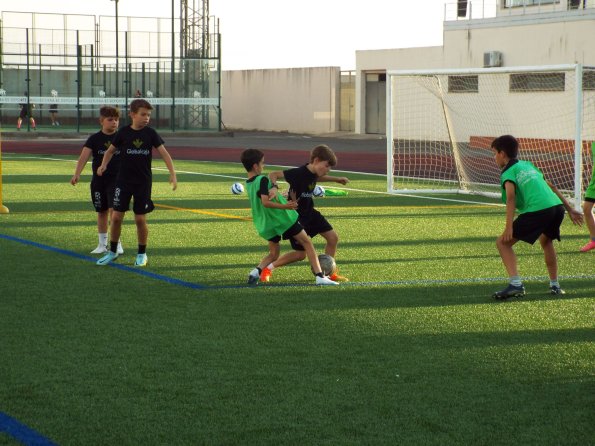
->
[0,233,208,290]
[4,154,503,207]
[0,412,58,446]
[2,232,594,291]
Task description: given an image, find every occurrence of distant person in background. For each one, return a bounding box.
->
[17,92,36,131]
[49,89,60,126]
[134,89,142,98]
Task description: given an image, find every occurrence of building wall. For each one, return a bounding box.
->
[220,67,340,134]
[355,8,595,134]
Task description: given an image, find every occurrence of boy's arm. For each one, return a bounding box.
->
[96,145,116,176]
[546,180,583,226]
[156,145,178,191]
[70,147,92,185]
[318,175,349,185]
[502,181,516,242]
[261,193,297,210]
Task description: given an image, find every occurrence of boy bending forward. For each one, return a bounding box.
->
[491,135,582,299]
[241,148,337,286]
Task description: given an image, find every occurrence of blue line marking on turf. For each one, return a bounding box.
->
[0,412,58,446]
[0,233,207,290]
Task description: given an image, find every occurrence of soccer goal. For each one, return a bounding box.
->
[386,64,595,207]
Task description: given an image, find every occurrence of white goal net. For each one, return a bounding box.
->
[386,64,595,207]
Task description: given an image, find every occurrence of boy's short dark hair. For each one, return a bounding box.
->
[241,148,264,171]
[491,135,519,159]
[130,99,153,113]
[310,144,337,167]
[99,106,120,119]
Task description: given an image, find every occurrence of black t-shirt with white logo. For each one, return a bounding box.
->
[84,131,120,177]
[111,125,164,184]
[283,164,318,218]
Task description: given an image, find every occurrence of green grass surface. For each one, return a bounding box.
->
[0,155,593,445]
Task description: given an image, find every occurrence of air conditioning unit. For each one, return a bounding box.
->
[483,51,503,68]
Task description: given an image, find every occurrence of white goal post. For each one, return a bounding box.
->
[386,64,595,208]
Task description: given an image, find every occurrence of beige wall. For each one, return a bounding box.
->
[221,67,340,134]
[355,8,595,134]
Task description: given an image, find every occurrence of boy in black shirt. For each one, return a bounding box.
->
[266,144,349,282]
[96,99,177,267]
[70,106,123,255]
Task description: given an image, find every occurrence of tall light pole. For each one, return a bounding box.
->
[110,0,119,98]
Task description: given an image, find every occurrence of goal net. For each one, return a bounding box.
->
[386,64,595,207]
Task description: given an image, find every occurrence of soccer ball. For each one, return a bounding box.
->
[313,185,325,197]
[317,254,337,276]
[231,182,244,195]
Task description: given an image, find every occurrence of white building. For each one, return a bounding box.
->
[355,0,595,134]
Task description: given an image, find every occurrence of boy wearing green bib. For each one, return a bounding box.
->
[491,135,583,300]
[241,148,337,286]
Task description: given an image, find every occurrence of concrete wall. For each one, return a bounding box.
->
[355,7,595,134]
[221,67,340,134]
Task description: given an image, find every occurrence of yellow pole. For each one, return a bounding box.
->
[0,128,9,214]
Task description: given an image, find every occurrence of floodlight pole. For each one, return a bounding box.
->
[111,0,119,99]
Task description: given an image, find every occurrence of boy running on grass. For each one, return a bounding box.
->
[491,135,583,300]
[579,142,595,252]
[96,99,177,267]
[241,148,337,286]
[264,144,349,283]
[70,106,124,255]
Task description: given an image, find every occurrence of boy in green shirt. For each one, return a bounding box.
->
[579,142,595,252]
[241,148,337,286]
[491,135,583,299]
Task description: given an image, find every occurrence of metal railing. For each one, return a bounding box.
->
[444,0,595,21]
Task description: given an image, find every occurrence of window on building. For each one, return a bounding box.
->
[504,0,559,7]
[509,73,565,92]
[448,75,478,93]
[583,70,595,91]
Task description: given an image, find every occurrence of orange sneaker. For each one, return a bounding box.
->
[260,267,272,282]
[579,240,595,252]
[329,271,349,282]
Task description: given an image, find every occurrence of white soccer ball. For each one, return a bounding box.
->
[313,185,325,197]
[231,182,244,195]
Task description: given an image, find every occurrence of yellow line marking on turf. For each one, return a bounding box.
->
[154,203,251,221]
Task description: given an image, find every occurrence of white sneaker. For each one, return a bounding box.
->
[134,253,148,267]
[90,244,108,254]
[117,241,124,255]
[315,275,339,286]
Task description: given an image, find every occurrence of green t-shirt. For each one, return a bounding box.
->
[500,159,561,214]
[246,175,298,240]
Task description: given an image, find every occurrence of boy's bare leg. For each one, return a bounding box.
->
[109,211,125,250]
[134,213,148,246]
[583,201,595,238]
[272,250,306,268]
[97,210,109,233]
[495,236,519,278]
[539,234,558,281]
[258,241,280,269]
[293,231,322,274]
[320,229,338,257]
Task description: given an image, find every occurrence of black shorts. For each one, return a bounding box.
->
[513,205,565,244]
[90,175,117,212]
[112,181,155,215]
[300,209,333,238]
[268,221,304,251]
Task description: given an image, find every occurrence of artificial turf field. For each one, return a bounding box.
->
[0,155,593,445]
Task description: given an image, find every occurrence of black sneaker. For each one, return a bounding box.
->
[492,284,525,300]
[550,285,566,295]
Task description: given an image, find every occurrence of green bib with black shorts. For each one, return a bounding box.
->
[246,175,298,240]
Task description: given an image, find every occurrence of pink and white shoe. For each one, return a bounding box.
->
[579,240,595,252]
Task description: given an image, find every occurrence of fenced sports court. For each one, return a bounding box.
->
[0,10,221,132]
